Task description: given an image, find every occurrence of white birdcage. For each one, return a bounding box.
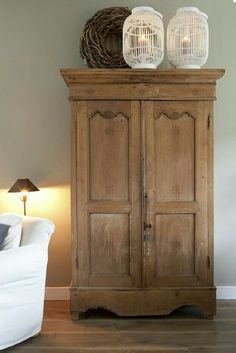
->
[123,6,164,69]
[167,7,209,69]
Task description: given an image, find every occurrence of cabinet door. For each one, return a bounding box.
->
[73,101,142,288]
[143,101,212,288]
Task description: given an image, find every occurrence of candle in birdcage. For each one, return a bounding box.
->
[180,36,191,55]
[138,34,149,47]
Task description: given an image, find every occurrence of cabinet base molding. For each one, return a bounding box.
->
[70,287,216,318]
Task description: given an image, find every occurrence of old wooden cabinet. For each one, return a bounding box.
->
[61,69,224,318]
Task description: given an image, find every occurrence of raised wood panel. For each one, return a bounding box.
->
[155,111,195,202]
[155,214,195,276]
[88,102,129,201]
[90,214,130,276]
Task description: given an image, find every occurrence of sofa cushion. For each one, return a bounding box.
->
[0,214,22,250]
[0,224,10,250]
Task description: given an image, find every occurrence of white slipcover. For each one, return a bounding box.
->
[0,214,55,350]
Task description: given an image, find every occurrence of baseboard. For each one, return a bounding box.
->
[45,287,70,300]
[45,286,236,300]
[217,286,236,299]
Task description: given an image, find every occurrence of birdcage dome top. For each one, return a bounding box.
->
[176,7,208,19]
[132,6,163,19]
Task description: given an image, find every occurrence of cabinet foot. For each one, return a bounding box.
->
[71,311,87,320]
[204,314,214,320]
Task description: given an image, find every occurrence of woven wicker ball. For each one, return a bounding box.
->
[80,7,131,68]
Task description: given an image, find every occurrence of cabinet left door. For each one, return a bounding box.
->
[71,100,142,289]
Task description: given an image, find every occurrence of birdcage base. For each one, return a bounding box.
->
[132,63,157,69]
[177,64,201,69]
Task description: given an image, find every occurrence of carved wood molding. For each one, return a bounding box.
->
[90,111,130,119]
[155,111,196,120]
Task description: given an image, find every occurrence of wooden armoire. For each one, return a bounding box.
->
[61,69,224,319]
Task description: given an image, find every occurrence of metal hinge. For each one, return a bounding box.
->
[76,256,79,269]
[144,191,148,201]
[207,256,210,268]
[207,114,212,129]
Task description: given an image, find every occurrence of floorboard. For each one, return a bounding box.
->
[4,300,236,353]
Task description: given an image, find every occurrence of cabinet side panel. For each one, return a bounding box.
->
[75,101,89,286]
[207,103,214,285]
[195,101,211,285]
[71,102,78,286]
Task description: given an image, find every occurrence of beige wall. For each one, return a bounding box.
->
[0,0,235,286]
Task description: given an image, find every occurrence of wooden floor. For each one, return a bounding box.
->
[5,300,236,353]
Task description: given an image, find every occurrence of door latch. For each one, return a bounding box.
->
[144,223,152,257]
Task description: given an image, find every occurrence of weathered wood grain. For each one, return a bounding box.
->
[5,301,236,353]
[6,331,236,348]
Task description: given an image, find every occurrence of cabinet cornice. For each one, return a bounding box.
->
[61,69,224,102]
[61,68,225,85]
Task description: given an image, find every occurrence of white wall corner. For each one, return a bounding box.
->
[217,286,236,299]
[45,287,70,300]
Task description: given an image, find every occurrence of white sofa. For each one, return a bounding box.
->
[0,214,55,350]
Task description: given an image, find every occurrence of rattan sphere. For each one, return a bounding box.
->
[80,7,131,68]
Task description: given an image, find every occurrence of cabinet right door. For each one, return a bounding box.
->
[143,101,213,288]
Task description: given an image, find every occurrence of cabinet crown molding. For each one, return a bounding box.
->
[61,69,225,102]
[61,69,225,85]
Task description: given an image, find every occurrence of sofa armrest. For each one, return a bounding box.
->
[21,217,55,248]
[0,244,47,287]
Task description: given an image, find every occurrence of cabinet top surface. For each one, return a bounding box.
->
[61,68,225,86]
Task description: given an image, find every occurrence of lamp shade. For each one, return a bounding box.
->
[8,179,39,193]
